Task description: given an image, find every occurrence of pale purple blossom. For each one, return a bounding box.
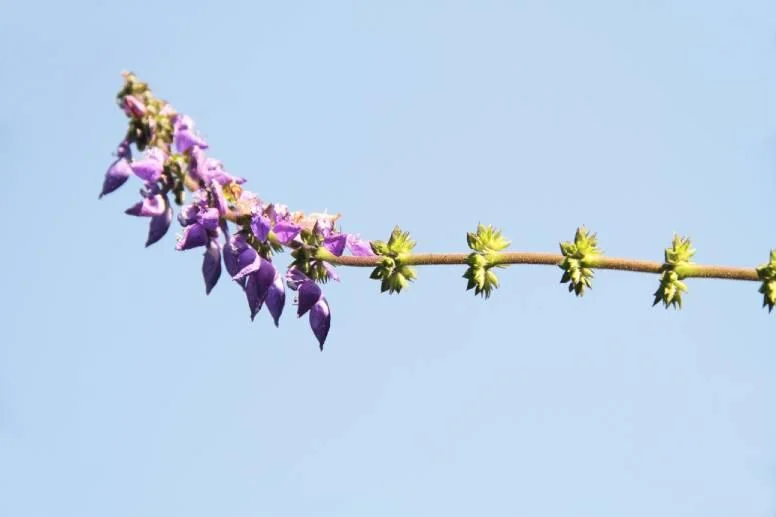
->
[130,148,166,182]
[122,95,147,118]
[124,183,172,246]
[224,233,285,322]
[189,146,245,186]
[347,234,374,256]
[173,114,208,153]
[99,141,133,198]
[99,158,132,198]
[176,194,219,251]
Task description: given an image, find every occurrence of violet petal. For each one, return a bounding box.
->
[176,223,209,251]
[130,149,166,182]
[199,207,220,231]
[99,158,132,198]
[251,214,271,242]
[125,194,166,217]
[309,298,331,350]
[265,272,285,327]
[323,233,347,257]
[146,201,172,247]
[297,280,322,317]
[202,239,222,295]
[273,221,301,245]
[347,234,375,256]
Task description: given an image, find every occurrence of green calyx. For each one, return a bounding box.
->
[466,224,510,253]
[463,224,509,299]
[117,77,175,152]
[653,234,695,309]
[290,229,334,283]
[163,155,188,206]
[558,226,601,297]
[117,71,149,99]
[755,249,776,313]
[369,227,417,294]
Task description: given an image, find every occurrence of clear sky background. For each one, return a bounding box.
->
[1,1,775,516]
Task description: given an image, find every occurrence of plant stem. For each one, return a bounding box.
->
[324,252,759,281]
[182,177,759,283]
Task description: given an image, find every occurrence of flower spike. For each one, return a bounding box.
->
[100,72,771,351]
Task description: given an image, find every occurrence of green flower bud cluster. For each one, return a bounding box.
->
[463,224,510,298]
[756,250,776,312]
[164,154,189,206]
[117,72,174,152]
[653,234,695,309]
[558,226,601,296]
[292,229,334,283]
[369,227,418,293]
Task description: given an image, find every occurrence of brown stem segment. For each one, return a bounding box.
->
[323,252,759,281]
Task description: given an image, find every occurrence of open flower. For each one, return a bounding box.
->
[176,191,226,293]
[124,182,172,247]
[173,114,208,153]
[99,141,133,198]
[224,233,285,322]
[346,234,374,256]
[130,147,166,182]
[189,146,245,186]
[176,192,220,251]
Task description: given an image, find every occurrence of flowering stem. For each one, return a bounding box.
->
[323,252,759,281]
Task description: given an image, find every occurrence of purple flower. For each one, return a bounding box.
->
[116,140,132,161]
[99,142,133,198]
[265,270,285,326]
[286,268,331,349]
[146,203,173,247]
[176,199,219,251]
[99,158,132,198]
[309,299,330,348]
[122,95,147,118]
[189,146,245,186]
[273,220,301,245]
[250,208,272,242]
[323,233,347,256]
[202,239,222,295]
[124,183,172,246]
[176,192,225,292]
[245,259,276,320]
[267,203,289,224]
[321,261,340,282]
[347,234,374,256]
[224,234,284,321]
[125,189,167,217]
[173,114,208,153]
[130,148,166,182]
[225,233,261,281]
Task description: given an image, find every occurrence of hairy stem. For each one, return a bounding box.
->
[323,252,759,281]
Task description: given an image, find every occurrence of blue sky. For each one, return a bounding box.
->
[1,1,775,515]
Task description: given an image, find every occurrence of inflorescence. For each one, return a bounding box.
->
[100,73,774,349]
